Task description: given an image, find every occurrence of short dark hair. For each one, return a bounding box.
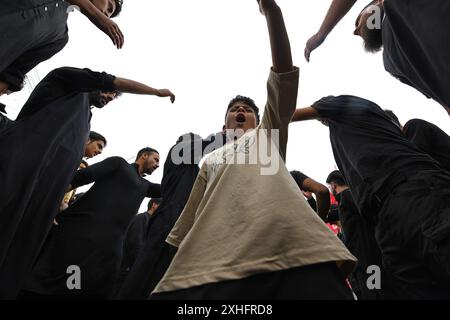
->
[225,95,260,124]
[136,147,159,161]
[111,0,123,18]
[358,1,384,53]
[384,109,401,128]
[326,170,348,187]
[148,198,162,210]
[89,131,107,146]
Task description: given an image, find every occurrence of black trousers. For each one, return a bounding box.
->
[375,170,450,299]
[151,262,354,300]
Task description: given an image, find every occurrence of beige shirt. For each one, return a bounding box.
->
[154,68,356,293]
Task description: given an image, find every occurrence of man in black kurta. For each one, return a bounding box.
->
[22,150,162,299]
[292,95,450,299]
[0,0,123,94]
[403,119,450,173]
[0,67,116,299]
[116,198,161,290]
[0,66,175,299]
[380,0,450,114]
[116,132,225,299]
[326,170,384,300]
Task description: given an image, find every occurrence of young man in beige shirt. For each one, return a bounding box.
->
[151,0,356,299]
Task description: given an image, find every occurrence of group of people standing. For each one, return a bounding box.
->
[0,0,449,300]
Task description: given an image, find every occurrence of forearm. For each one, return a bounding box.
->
[315,191,331,221]
[318,0,358,37]
[264,3,293,73]
[291,107,320,122]
[114,78,162,96]
[67,0,101,20]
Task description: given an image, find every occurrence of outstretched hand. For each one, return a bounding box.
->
[93,12,124,49]
[304,33,326,62]
[158,89,176,103]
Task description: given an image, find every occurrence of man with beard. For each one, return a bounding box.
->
[151,0,356,300]
[292,95,450,299]
[0,0,124,96]
[116,132,225,299]
[304,0,450,115]
[0,66,174,299]
[21,148,162,299]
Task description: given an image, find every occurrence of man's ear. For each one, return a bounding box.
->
[86,138,92,145]
[222,125,226,134]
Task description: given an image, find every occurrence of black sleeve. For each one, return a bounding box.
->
[146,182,162,198]
[42,67,117,94]
[307,197,317,212]
[71,157,125,189]
[0,36,68,92]
[312,95,376,119]
[18,66,116,119]
[290,170,309,191]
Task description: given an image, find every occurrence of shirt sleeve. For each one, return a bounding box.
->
[312,95,377,119]
[260,67,300,161]
[290,170,309,190]
[166,165,208,248]
[71,157,125,189]
[403,119,432,153]
[146,182,162,198]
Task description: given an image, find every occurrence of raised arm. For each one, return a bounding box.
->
[70,157,125,190]
[304,0,357,62]
[291,107,321,122]
[114,78,175,103]
[67,0,124,49]
[258,0,293,73]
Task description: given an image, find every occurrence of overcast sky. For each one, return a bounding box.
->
[2,0,449,211]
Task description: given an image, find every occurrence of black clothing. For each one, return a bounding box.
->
[382,0,450,108]
[312,95,440,217]
[375,170,450,299]
[338,189,383,300]
[151,263,354,300]
[122,212,152,272]
[0,0,69,92]
[24,157,161,299]
[312,95,450,298]
[0,67,116,299]
[403,119,450,172]
[116,133,225,299]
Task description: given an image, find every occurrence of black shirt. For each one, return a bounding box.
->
[312,95,440,214]
[0,67,116,299]
[0,1,69,92]
[403,119,450,173]
[25,157,161,298]
[382,0,450,107]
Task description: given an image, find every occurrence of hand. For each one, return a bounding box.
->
[304,32,326,62]
[158,89,176,103]
[92,11,124,49]
[256,0,278,16]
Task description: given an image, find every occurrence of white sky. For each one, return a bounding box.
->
[2,0,449,212]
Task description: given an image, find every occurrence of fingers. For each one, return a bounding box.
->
[304,46,311,62]
[170,94,176,103]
